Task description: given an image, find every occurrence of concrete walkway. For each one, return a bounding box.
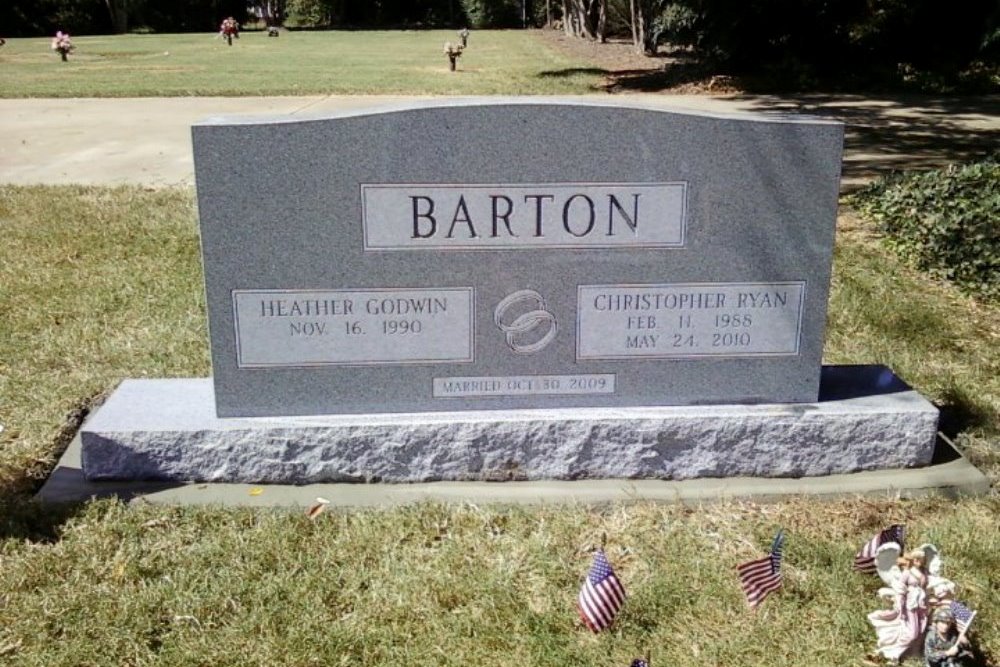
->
[2,93,998,190]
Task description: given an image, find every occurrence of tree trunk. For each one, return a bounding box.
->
[261,0,286,27]
[562,0,573,36]
[596,0,606,43]
[60,50,68,62]
[643,31,657,55]
[104,0,128,33]
[570,0,593,39]
[630,0,644,54]
[629,0,660,55]
[545,0,552,27]
[641,0,657,55]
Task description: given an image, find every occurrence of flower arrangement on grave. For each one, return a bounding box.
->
[443,41,464,71]
[51,31,74,62]
[219,17,240,46]
[458,27,470,47]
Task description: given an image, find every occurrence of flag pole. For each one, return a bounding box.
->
[956,611,976,645]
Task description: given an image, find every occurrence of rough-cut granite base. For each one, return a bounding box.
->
[80,366,938,483]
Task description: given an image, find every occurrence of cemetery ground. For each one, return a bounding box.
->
[0,183,998,665]
[1,30,999,667]
[0,30,603,97]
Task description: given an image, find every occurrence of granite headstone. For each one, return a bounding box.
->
[192,99,844,417]
[77,99,941,485]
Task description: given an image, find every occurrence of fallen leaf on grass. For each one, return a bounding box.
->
[307,497,331,520]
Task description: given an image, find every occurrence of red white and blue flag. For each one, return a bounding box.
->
[853,524,905,573]
[578,549,626,632]
[737,530,785,609]
[950,600,976,633]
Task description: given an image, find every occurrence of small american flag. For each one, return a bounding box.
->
[630,660,649,667]
[853,524,905,573]
[737,530,785,609]
[950,600,976,633]
[577,549,626,632]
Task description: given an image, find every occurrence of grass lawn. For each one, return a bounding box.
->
[0,185,998,665]
[0,30,603,97]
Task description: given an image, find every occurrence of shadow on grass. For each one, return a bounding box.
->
[937,385,998,441]
[965,640,996,667]
[538,67,609,78]
[0,393,98,542]
[0,498,83,544]
[600,61,723,92]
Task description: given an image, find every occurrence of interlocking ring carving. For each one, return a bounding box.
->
[493,289,558,355]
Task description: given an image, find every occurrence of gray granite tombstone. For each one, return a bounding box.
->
[193,99,842,418]
[78,99,940,485]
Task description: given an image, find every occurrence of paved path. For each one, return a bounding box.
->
[2,93,997,190]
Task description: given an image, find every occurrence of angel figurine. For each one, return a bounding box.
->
[925,546,958,608]
[867,543,951,662]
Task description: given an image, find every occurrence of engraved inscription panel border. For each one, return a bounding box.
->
[433,374,617,398]
[361,182,688,251]
[232,287,475,368]
[576,281,806,361]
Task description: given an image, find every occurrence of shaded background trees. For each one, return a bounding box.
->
[1,0,995,88]
[0,0,482,35]
[3,0,247,36]
[655,0,999,83]
[552,0,998,87]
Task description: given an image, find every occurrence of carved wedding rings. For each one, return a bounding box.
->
[493,289,558,354]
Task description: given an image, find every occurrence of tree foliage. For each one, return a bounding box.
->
[460,0,523,28]
[3,0,246,35]
[656,0,999,81]
[3,0,998,82]
[0,0,526,34]
[285,0,477,28]
[2,0,112,37]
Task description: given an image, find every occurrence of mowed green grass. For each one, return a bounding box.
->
[0,30,602,97]
[0,186,998,665]
[0,497,997,667]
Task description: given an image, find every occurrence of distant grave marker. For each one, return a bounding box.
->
[444,42,464,70]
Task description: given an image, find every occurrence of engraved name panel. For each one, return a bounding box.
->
[433,374,616,398]
[577,282,805,360]
[362,182,687,250]
[233,288,474,367]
